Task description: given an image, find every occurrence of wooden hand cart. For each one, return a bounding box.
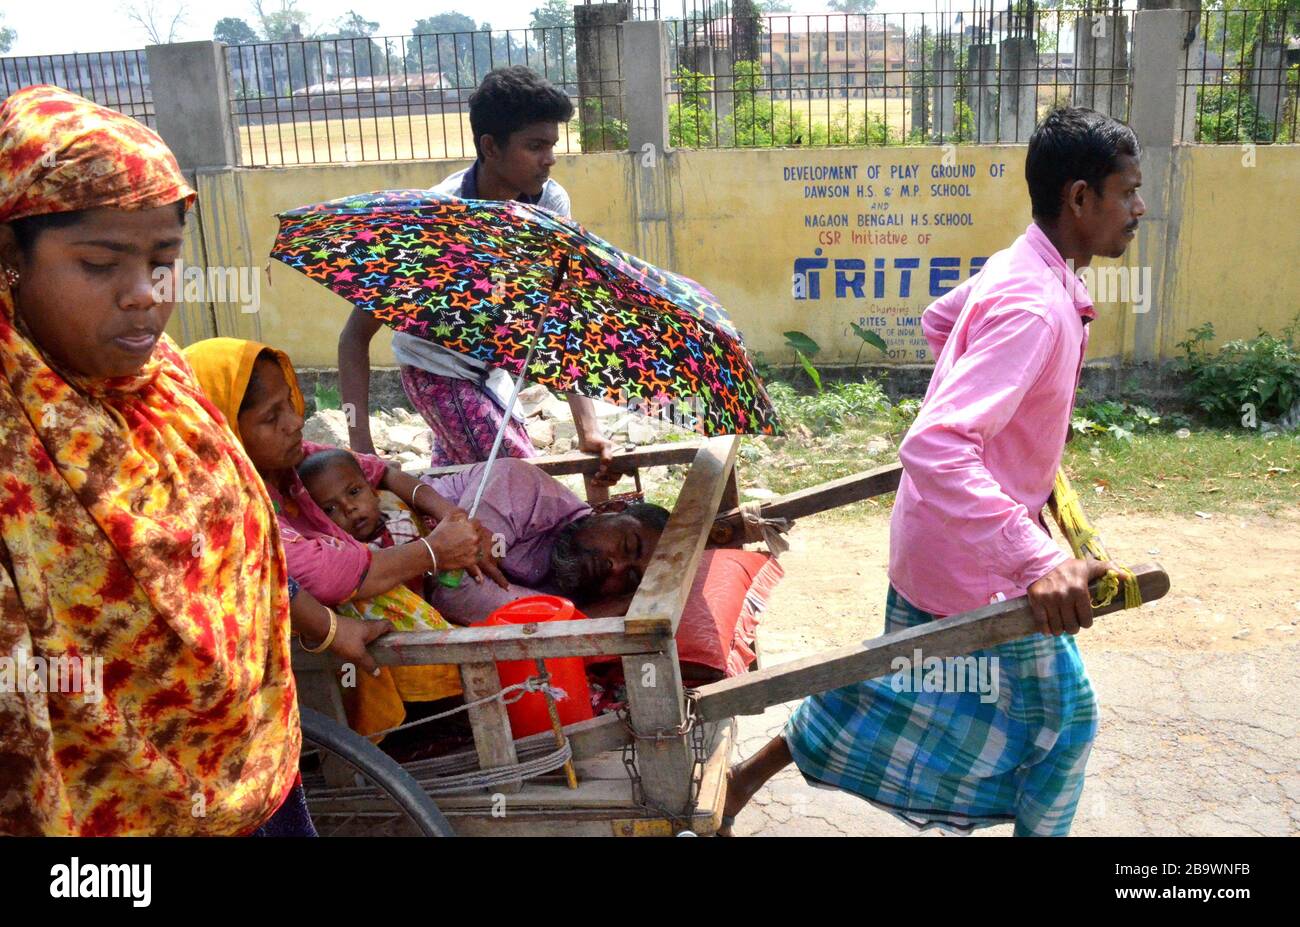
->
[293,436,1170,836]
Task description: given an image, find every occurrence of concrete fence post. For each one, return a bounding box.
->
[966,43,996,142]
[1250,42,1287,137]
[998,37,1037,142]
[622,19,671,156]
[1130,9,1193,147]
[1135,0,1202,141]
[145,41,237,171]
[1128,8,1195,364]
[575,2,630,152]
[1073,14,1131,119]
[713,47,736,147]
[933,43,955,142]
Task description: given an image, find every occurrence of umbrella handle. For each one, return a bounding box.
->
[437,570,464,589]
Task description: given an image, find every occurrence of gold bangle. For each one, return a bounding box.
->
[300,607,338,654]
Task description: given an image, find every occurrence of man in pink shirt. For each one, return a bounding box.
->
[723,108,1146,836]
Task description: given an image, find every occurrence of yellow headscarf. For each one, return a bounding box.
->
[181,336,304,446]
[0,87,298,835]
[183,336,464,738]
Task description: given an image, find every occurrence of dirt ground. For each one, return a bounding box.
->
[730,506,1300,837]
[762,506,1300,653]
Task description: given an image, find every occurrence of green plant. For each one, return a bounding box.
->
[850,322,888,370]
[1071,399,1163,441]
[669,67,715,147]
[314,380,342,412]
[950,100,976,143]
[577,98,628,151]
[767,378,892,432]
[723,60,897,149]
[1177,317,1300,425]
[1196,82,1278,143]
[783,330,823,393]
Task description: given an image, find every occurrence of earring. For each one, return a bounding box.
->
[2,266,17,288]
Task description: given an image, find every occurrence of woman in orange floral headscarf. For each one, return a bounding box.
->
[0,86,301,835]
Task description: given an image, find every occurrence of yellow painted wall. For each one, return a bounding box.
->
[1165,146,1300,349]
[176,143,1300,370]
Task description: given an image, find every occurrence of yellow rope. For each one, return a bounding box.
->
[1048,469,1142,610]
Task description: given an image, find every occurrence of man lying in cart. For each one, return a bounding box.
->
[722,107,1147,837]
[296,443,671,624]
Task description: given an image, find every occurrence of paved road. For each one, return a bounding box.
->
[729,645,1300,837]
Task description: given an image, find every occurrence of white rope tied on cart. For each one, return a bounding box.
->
[306,672,576,797]
[408,740,573,795]
[368,673,568,740]
[739,500,791,557]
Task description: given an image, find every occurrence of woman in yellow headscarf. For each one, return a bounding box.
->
[183,337,498,736]
[0,86,299,835]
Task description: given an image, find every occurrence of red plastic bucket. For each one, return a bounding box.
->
[486,595,594,738]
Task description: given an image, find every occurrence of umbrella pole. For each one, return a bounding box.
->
[465,337,540,519]
[465,260,568,520]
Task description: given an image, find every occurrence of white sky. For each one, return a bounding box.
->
[3,1,962,57]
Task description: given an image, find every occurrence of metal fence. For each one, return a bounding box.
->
[1182,5,1299,143]
[3,4,1295,162]
[224,24,624,166]
[665,4,1137,148]
[0,49,153,127]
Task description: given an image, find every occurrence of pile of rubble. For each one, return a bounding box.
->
[302,383,682,470]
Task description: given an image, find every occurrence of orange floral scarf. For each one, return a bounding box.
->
[0,86,299,835]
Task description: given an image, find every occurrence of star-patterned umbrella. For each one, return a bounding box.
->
[270,190,780,441]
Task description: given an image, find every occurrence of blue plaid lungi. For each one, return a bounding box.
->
[784,585,1098,836]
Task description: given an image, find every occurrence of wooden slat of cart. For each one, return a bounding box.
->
[368,615,671,665]
[459,661,522,794]
[710,462,903,543]
[406,440,704,480]
[619,436,740,817]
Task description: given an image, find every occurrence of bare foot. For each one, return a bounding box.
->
[717,767,744,837]
[715,735,793,837]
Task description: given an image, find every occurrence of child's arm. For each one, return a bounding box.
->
[380,467,460,523]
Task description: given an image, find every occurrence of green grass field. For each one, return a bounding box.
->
[236,111,586,165]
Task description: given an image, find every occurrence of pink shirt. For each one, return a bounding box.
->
[888,223,1095,617]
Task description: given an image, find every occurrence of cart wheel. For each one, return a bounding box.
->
[298,706,455,837]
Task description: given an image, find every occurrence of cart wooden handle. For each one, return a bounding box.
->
[692,562,1170,723]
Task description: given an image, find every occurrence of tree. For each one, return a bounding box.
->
[530,0,572,29]
[529,0,576,82]
[254,0,311,41]
[122,1,189,44]
[214,17,259,45]
[323,10,385,79]
[0,13,16,54]
[827,0,876,13]
[331,10,379,39]
[406,13,511,88]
